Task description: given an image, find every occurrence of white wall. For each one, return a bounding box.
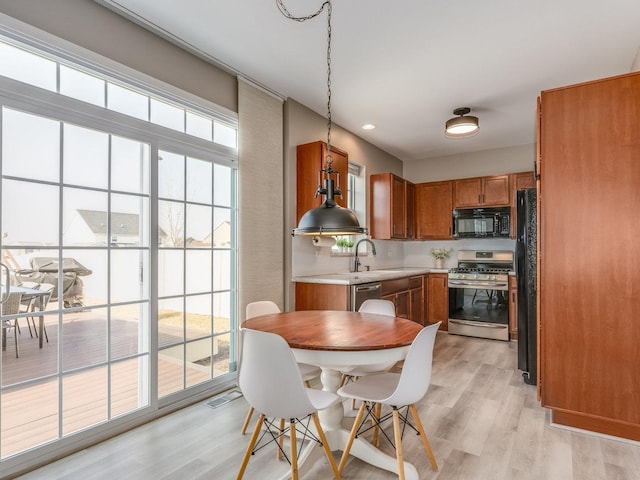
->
[403,143,536,183]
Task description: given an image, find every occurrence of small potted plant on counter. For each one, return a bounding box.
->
[344,239,354,253]
[431,247,453,269]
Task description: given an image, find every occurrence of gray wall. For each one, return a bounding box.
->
[237,80,285,318]
[403,143,536,183]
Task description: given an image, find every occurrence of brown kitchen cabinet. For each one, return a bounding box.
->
[415,180,453,239]
[513,171,536,191]
[426,273,448,331]
[510,171,536,237]
[408,275,425,325]
[381,277,410,319]
[370,173,414,240]
[508,275,517,340]
[453,175,510,209]
[381,276,426,324]
[295,283,349,311]
[296,141,348,224]
[539,71,640,441]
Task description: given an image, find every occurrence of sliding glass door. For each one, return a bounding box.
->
[0,107,151,456]
[0,34,238,464]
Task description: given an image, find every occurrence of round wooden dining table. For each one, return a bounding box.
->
[242,309,425,480]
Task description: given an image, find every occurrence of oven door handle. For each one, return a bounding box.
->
[449,319,507,329]
[448,281,508,289]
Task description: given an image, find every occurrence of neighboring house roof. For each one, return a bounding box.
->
[211,220,231,246]
[76,209,168,237]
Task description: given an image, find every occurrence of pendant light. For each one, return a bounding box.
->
[445,107,480,138]
[279,0,367,236]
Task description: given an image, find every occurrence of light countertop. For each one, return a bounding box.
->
[292,267,448,285]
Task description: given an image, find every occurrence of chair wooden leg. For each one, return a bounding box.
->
[409,404,438,471]
[372,402,381,447]
[338,402,366,473]
[311,412,340,479]
[236,414,265,479]
[240,406,254,434]
[289,419,298,480]
[277,418,285,460]
[349,377,359,410]
[392,408,405,480]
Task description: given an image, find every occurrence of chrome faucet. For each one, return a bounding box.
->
[351,238,377,272]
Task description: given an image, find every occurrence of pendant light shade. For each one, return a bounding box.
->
[445,107,479,138]
[294,203,365,236]
[292,164,366,236]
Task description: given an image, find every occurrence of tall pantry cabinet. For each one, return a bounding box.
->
[539,71,640,441]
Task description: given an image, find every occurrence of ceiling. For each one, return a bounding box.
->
[100,0,640,162]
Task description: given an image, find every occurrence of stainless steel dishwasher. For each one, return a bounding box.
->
[350,282,382,311]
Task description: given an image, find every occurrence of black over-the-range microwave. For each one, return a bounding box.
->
[452,207,511,238]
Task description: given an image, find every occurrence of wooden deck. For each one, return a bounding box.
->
[1,308,228,459]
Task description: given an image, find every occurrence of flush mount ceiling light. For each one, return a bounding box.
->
[362,124,376,130]
[445,107,479,138]
[280,0,366,236]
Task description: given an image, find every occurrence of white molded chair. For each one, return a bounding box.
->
[339,299,399,394]
[237,328,341,479]
[241,301,321,435]
[337,322,441,478]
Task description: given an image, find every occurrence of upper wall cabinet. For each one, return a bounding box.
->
[296,141,348,224]
[370,173,414,240]
[513,171,536,191]
[415,181,453,239]
[509,171,536,237]
[453,175,511,208]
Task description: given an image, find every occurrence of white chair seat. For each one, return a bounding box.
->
[338,372,400,402]
[299,362,321,382]
[341,362,394,376]
[306,387,341,411]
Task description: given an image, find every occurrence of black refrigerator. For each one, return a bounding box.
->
[516,188,537,385]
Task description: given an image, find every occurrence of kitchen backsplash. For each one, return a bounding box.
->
[292,236,516,277]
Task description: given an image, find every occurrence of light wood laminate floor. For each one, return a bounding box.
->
[16,332,640,480]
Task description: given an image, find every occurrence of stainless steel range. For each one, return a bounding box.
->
[448,250,513,341]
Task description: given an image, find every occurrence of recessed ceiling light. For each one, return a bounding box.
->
[362,124,376,130]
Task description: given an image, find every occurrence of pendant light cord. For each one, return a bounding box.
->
[277,0,334,169]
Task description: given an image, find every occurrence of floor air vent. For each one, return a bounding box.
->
[205,390,243,409]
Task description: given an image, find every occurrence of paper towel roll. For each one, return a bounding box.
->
[311,236,336,248]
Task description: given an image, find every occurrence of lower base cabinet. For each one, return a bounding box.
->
[294,274,428,326]
[295,283,349,311]
[426,273,448,330]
